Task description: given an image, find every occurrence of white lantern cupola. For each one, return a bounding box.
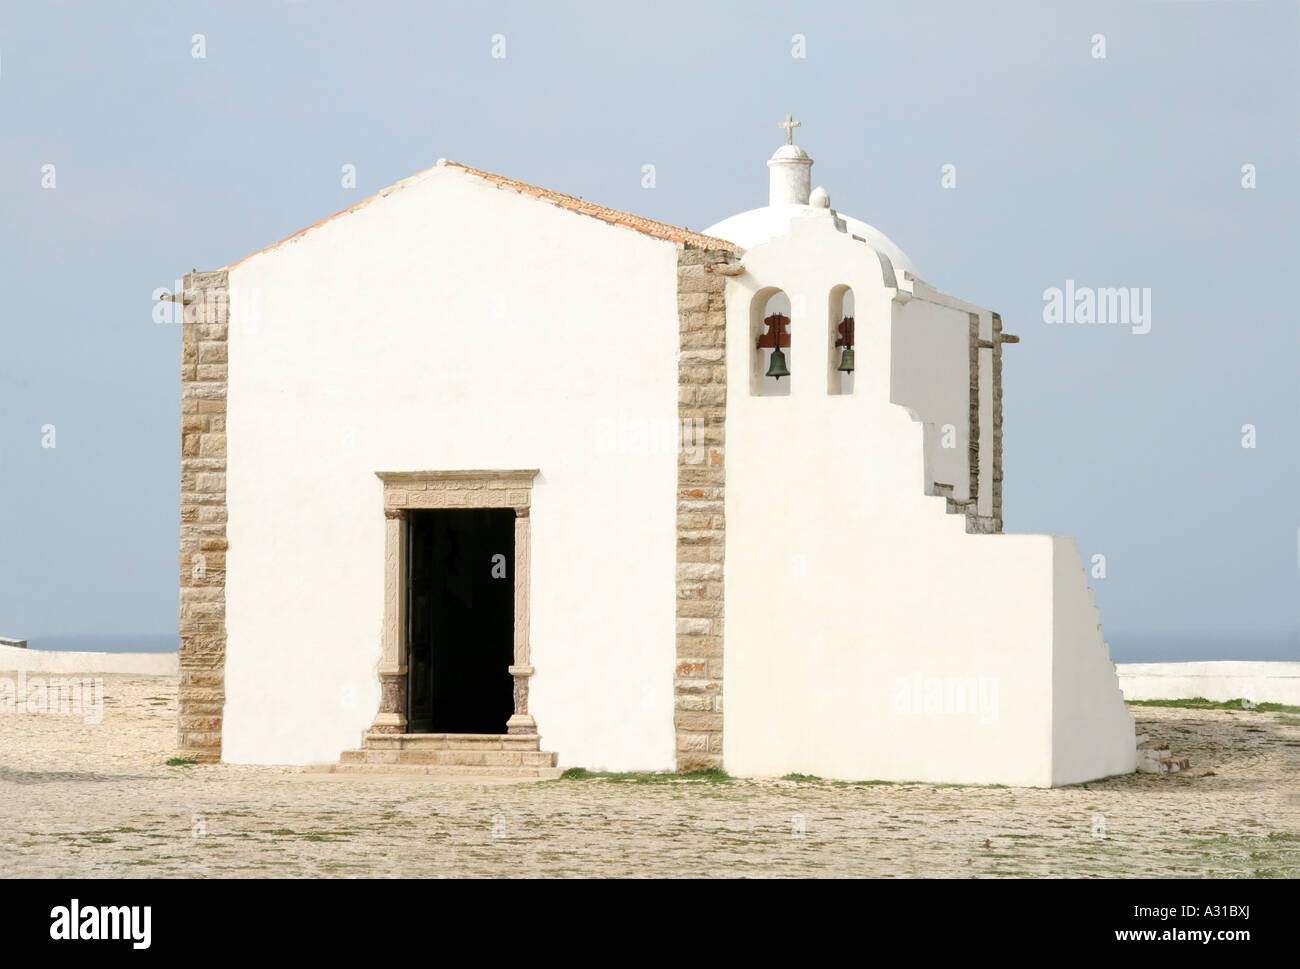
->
[703,114,922,281]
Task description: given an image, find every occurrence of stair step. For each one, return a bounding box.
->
[1136,739,1190,774]
[362,732,542,751]
[329,732,560,777]
[341,748,557,767]
[319,763,563,779]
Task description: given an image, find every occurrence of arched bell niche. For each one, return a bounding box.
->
[751,288,792,398]
[828,285,855,396]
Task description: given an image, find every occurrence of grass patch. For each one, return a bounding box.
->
[1275,715,1300,727]
[559,767,732,784]
[781,773,822,782]
[165,757,198,767]
[1187,832,1300,878]
[1128,697,1300,714]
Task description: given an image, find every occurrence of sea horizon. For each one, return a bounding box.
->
[11,631,1299,663]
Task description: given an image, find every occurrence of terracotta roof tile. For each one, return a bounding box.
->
[224,159,741,269]
[445,161,741,251]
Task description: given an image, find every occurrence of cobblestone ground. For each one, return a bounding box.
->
[1,674,1297,878]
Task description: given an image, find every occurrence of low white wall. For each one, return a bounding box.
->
[1117,662,1300,706]
[0,644,178,676]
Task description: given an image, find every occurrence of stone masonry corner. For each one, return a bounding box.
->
[674,246,737,771]
[177,269,229,763]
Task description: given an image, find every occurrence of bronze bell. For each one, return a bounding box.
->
[837,346,855,373]
[765,347,790,379]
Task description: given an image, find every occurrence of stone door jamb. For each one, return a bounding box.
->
[371,469,540,736]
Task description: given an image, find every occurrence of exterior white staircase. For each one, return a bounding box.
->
[1082,580,1188,774]
[932,481,1187,778]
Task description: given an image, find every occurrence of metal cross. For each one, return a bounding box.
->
[778,113,801,145]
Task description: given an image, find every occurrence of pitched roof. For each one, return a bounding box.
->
[442,161,742,252]
[225,159,741,269]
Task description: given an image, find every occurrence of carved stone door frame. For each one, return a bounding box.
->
[370,469,540,736]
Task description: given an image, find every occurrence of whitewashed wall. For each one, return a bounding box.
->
[0,644,178,676]
[891,297,971,502]
[721,209,1134,786]
[904,282,999,521]
[224,166,680,769]
[1050,538,1138,784]
[1117,662,1300,706]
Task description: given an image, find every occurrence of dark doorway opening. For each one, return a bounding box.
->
[405,508,515,734]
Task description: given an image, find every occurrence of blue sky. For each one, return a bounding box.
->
[1,1,1296,659]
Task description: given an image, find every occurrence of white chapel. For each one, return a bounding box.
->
[173,118,1138,786]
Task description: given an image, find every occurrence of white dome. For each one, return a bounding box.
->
[769,144,811,163]
[703,204,920,281]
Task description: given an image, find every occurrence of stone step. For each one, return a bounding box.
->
[1136,741,1190,775]
[362,732,542,751]
[319,763,563,779]
[1136,752,1166,773]
[1138,758,1188,775]
[341,748,557,768]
